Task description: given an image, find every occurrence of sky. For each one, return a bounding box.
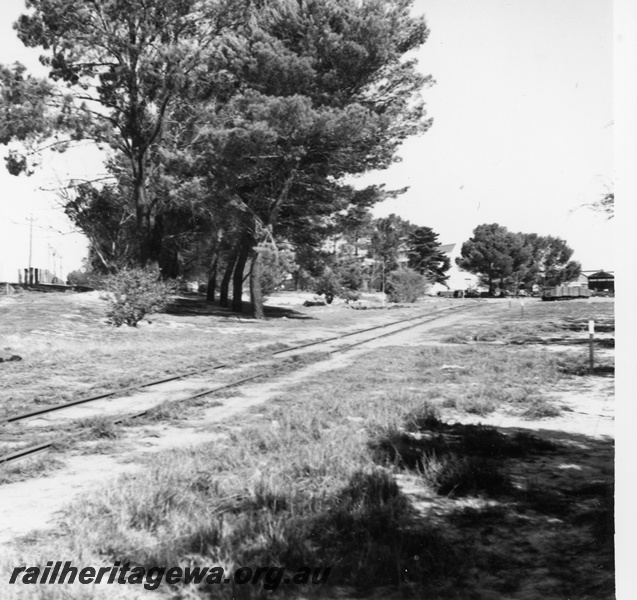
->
[364,0,614,271]
[0,0,614,281]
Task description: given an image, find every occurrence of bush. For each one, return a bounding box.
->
[256,242,298,297]
[314,270,341,303]
[335,258,365,291]
[385,268,428,303]
[340,288,360,302]
[66,269,93,286]
[103,267,176,327]
[294,269,317,292]
[67,268,106,289]
[314,259,366,303]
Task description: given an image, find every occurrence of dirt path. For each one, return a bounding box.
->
[0,302,504,550]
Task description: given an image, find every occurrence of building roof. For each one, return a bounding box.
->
[439,243,456,254]
[588,271,614,279]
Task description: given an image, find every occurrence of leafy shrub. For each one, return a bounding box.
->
[256,242,298,297]
[385,268,428,303]
[66,269,90,286]
[66,269,101,287]
[340,288,360,302]
[314,270,341,303]
[335,258,365,291]
[314,260,365,303]
[103,267,176,327]
[67,266,106,289]
[292,268,317,292]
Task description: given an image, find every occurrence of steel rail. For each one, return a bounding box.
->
[1,304,467,426]
[0,371,277,465]
[0,364,231,425]
[0,304,477,465]
[270,305,458,355]
[328,309,468,353]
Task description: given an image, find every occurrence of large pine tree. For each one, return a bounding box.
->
[407,226,450,285]
[2,0,434,318]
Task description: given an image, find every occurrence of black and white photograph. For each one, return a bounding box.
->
[0,0,625,598]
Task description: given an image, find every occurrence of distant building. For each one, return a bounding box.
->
[573,273,590,287]
[431,243,479,294]
[324,234,480,294]
[585,270,614,293]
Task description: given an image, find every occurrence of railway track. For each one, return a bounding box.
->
[0,303,480,467]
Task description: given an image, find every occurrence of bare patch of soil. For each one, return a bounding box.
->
[0,304,488,548]
[0,296,614,599]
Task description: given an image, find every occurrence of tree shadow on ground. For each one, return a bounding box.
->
[360,412,615,599]
[161,415,613,599]
[165,294,314,320]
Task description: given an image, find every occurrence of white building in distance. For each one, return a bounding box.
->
[431,243,480,294]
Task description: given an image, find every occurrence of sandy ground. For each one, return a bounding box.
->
[0,303,502,549]
[0,297,615,600]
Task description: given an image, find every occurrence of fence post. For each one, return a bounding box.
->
[588,320,595,372]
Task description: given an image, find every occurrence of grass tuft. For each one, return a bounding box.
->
[75,416,121,439]
[426,455,512,497]
[312,468,457,588]
[0,454,65,485]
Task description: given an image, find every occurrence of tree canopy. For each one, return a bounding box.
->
[9,0,247,262]
[406,226,450,284]
[457,224,581,293]
[586,191,614,219]
[369,213,414,291]
[1,0,433,317]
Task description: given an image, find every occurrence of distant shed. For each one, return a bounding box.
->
[431,243,479,294]
[587,271,614,293]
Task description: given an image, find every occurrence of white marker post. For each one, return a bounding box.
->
[520,297,525,318]
[588,320,595,372]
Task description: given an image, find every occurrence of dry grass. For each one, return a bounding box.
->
[0,292,302,419]
[1,335,614,599]
[0,296,614,598]
[370,410,558,498]
[0,335,266,419]
[0,291,444,420]
[440,298,614,345]
[0,454,65,485]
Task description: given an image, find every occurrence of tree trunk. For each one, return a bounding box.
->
[206,255,218,303]
[381,259,386,292]
[134,153,152,264]
[160,246,180,279]
[219,252,237,308]
[488,276,495,296]
[249,251,265,319]
[231,235,251,313]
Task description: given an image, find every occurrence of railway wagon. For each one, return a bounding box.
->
[541,285,591,301]
[437,290,464,298]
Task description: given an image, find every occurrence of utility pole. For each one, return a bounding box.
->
[27,215,35,269]
[27,214,36,285]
